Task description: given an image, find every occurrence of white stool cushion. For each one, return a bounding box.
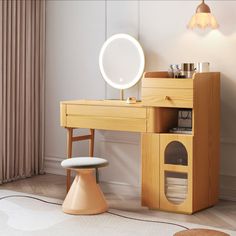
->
[61,157,108,169]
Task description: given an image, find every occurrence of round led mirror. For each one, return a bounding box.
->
[99,34,145,90]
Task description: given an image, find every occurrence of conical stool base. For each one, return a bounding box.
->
[62,169,108,215]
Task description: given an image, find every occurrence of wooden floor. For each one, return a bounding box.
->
[0,174,236,231]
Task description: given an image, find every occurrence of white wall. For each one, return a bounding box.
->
[45,0,106,172]
[45,1,236,200]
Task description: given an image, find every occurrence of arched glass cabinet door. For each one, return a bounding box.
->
[163,140,189,205]
[160,134,193,212]
[164,141,188,166]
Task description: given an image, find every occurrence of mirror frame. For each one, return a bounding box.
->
[99,34,145,90]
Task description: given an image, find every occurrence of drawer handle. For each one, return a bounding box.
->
[165,96,171,100]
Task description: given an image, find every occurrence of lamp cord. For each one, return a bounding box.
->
[0,194,189,231]
[0,195,62,206]
[107,210,189,230]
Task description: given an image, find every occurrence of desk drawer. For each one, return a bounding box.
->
[66,115,147,132]
[63,104,149,132]
[142,78,193,108]
[66,104,147,119]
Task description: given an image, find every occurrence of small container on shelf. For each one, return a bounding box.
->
[180,63,195,78]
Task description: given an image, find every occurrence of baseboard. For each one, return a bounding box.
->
[44,156,236,201]
[44,156,65,176]
[100,181,140,197]
[220,175,236,201]
[44,156,140,197]
[221,137,236,145]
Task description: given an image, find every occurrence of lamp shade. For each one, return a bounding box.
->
[187,0,219,29]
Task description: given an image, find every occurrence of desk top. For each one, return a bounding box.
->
[60,99,146,108]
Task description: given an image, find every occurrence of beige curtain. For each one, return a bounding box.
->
[0,0,45,183]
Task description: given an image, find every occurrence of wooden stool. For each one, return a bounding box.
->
[66,128,95,192]
[174,228,230,236]
[61,157,108,215]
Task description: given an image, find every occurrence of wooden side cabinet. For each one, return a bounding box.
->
[141,71,220,214]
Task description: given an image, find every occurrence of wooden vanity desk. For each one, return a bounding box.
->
[60,71,220,214]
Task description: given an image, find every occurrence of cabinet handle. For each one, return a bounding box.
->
[165,96,171,100]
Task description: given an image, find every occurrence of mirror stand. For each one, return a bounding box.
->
[120,89,124,100]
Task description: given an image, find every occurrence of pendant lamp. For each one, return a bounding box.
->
[187,0,219,29]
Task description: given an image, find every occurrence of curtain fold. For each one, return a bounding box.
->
[0,0,45,183]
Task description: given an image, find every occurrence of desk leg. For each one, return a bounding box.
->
[89,129,95,157]
[66,128,73,192]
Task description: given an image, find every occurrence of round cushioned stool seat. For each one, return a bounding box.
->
[61,157,109,215]
[61,157,108,169]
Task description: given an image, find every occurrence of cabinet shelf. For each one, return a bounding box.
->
[152,108,193,135]
[163,164,189,173]
[161,133,193,138]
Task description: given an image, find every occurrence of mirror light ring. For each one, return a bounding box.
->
[99,33,145,90]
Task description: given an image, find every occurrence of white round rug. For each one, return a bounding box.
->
[0,190,235,236]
